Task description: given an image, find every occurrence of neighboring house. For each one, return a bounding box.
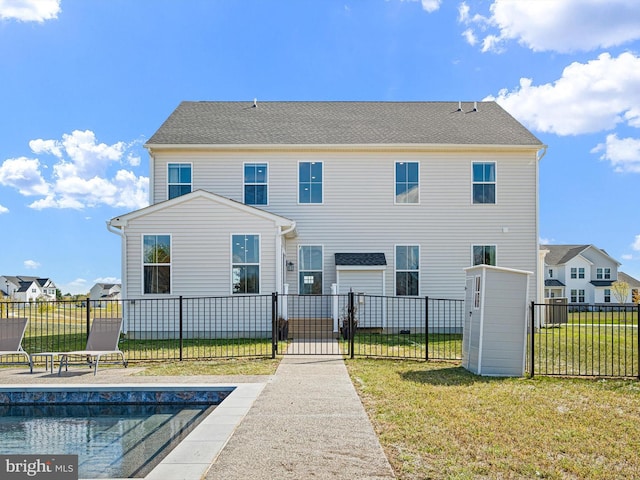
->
[0,275,57,302]
[108,101,545,305]
[89,283,122,305]
[540,245,640,304]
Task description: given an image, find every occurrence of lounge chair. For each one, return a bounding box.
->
[0,317,33,373]
[58,317,127,376]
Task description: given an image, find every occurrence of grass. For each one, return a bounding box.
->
[137,356,280,376]
[346,359,640,480]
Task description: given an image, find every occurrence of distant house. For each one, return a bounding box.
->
[89,283,122,305]
[540,245,639,304]
[0,275,57,302]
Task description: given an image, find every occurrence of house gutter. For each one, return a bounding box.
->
[106,221,127,300]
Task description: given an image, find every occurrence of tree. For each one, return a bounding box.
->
[633,289,640,305]
[611,281,630,304]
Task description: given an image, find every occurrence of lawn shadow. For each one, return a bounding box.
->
[401,365,515,386]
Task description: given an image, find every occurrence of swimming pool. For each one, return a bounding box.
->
[0,384,264,480]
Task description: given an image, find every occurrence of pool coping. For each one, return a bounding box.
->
[0,383,268,480]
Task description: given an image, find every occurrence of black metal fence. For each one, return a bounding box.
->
[0,293,464,366]
[529,302,640,378]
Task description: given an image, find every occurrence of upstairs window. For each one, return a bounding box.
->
[473,245,496,266]
[548,268,554,278]
[395,162,419,204]
[244,163,268,205]
[168,163,192,200]
[596,268,611,280]
[299,246,323,294]
[143,235,171,294]
[396,245,419,296]
[232,235,260,294]
[571,268,585,279]
[472,162,496,204]
[299,162,323,204]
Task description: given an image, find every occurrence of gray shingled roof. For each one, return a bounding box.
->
[541,245,591,265]
[619,272,640,287]
[146,101,543,147]
[545,279,565,287]
[335,253,387,266]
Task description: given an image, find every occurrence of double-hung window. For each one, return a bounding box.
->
[232,235,260,294]
[244,163,268,205]
[571,289,585,303]
[395,162,419,204]
[473,245,496,266]
[596,268,611,280]
[396,245,419,296]
[571,268,585,279]
[168,163,192,200]
[143,235,171,294]
[472,162,496,204]
[604,289,611,303]
[299,162,323,204]
[299,246,323,294]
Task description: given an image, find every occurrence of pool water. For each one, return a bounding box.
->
[0,403,215,478]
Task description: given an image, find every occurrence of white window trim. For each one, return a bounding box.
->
[141,234,172,296]
[471,244,497,266]
[394,161,420,205]
[471,161,497,205]
[242,162,269,206]
[230,233,262,295]
[298,244,324,294]
[394,244,420,297]
[297,161,324,205]
[167,162,193,200]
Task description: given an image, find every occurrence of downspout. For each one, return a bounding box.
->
[534,145,548,304]
[106,221,127,300]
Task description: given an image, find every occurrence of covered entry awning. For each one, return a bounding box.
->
[335,253,387,268]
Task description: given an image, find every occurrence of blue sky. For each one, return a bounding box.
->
[1,0,640,294]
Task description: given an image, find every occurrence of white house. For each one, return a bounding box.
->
[541,244,639,304]
[108,101,546,305]
[89,283,122,304]
[1,275,57,302]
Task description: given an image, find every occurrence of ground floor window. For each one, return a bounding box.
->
[232,234,260,294]
[299,245,323,294]
[570,289,585,303]
[143,235,171,294]
[473,245,496,266]
[604,289,611,303]
[396,245,419,296]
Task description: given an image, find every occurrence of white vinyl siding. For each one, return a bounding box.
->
[151,148,539,300]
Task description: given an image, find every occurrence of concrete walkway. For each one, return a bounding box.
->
[204,350,396,480]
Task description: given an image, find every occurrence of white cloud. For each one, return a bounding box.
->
[592,134,640,174]
[459,0,640,53]
[485,52,640,136]
[0,0,60,22]
[93,276,121,285]
[539,237,553,245]
[621,254,633,261]
[0,204,8,214]
[59,278,89,295]
[24,259,40,270]
[633,235,640,251]
[2,130,149,211]
[0,157,50,196]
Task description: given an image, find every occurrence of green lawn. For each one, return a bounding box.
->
[347,359,640,480]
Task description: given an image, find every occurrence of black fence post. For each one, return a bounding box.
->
[529,301,535,378]
[179,295,183,361]
[349,290,355,359]
[637,302,640,381]
[272,292,277,359]
[86,299,91,343]
[425,296,429,361]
